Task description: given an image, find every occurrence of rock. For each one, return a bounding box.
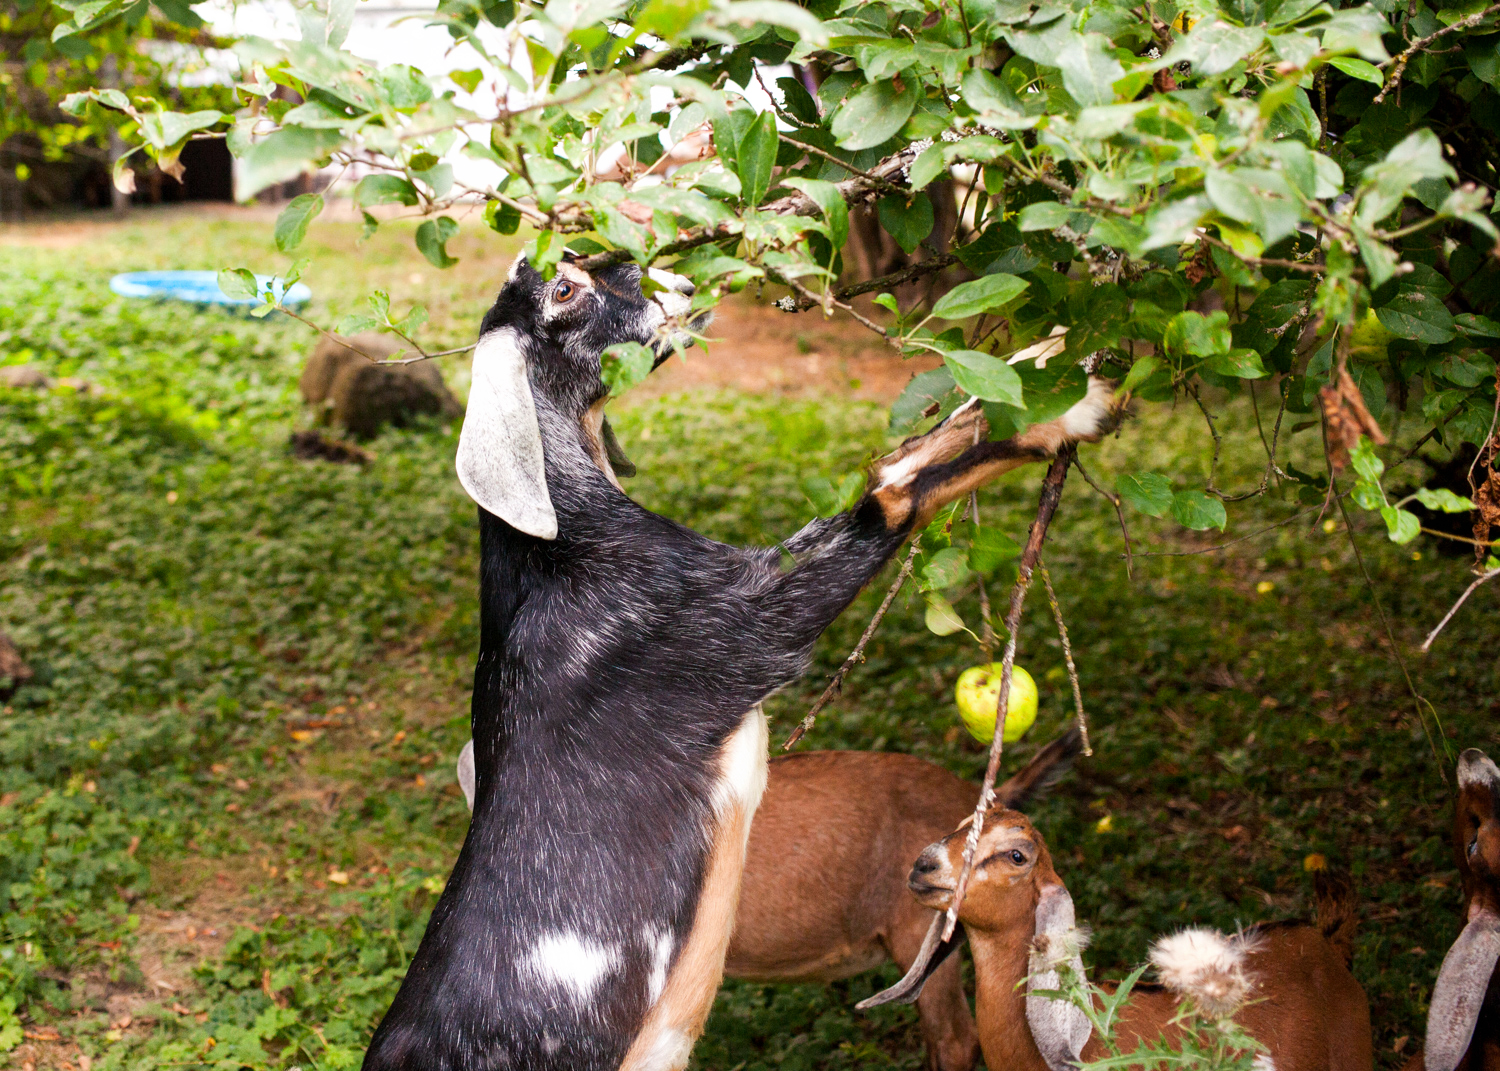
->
[1,365,51,390]
[299,333,461,439]
[0,632,32,701]
[289,430,374,465]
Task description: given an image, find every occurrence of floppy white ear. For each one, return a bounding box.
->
[456,328,557,540]
[1027,883,1092,1071]
[1426,908,1500,1071]
[457,739,476,811]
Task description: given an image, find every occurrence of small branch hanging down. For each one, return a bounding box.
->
[781,538,922,750]
[1040,562,1091,757]
[944,448,1073,941]
[1073,454,1134,579]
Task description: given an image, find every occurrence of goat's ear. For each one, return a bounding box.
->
[996,725,1085,810]
[457,739,475,811]
[455,329,557,540]
[1026,883,1092,1071]
[1425,908,1500,1071]
[856,914,965,1009]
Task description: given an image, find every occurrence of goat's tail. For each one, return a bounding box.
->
[995,725,1085,810]
[1313,868,1359,968]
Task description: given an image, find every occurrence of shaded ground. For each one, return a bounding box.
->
[1,207,1496,1071]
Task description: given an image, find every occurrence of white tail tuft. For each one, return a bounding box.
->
[1149,927,1255,1017]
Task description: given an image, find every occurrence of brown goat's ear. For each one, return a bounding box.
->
[457,740,476,811]
[995,725,1085,810]
[456,328,557,540]
[1425,908,1500,1071]
[1027,883,1092,1071]
[856,915,965,1009]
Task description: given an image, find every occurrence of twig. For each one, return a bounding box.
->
[271,302,473,365]
[1196,232,1326,274]
[1421,568,1500,652]
[1040,562,1091,756]
[1333,484,1448,768]
[1376,1,1500,104]
[778,273,894,344]
[1073,454,1134,579]
[777,134,908,195]
[781,539,922,750]
[944,449,1072,940]
[782,253,961,312]
[1132,500,1343,558]
[1419,527,1498,548]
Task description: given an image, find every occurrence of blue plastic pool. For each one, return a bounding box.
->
[109,270,312,308]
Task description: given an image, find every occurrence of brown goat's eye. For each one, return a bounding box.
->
[1009,850,1026,865]
[554,281,577,303]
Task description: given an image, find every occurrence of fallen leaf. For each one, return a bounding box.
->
[289,729,313,742]
[1304,852,1328,871]
[24,1030,61,1042]
[328,869,350,885]
[1394,1037,1410,1053]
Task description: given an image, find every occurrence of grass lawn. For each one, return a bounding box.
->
[1,207,1495,1071]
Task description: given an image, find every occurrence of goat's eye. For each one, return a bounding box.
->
[555,281,577,303]
[1009,850,1026,865]
[1470,836,1480,858]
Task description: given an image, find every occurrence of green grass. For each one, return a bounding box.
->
[1,208,1496,1071]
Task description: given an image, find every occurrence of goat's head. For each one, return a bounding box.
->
[907,809,1059,931]
[455,255,705,539]
[1427,748,1500,1071]
[894,809,1091,1071]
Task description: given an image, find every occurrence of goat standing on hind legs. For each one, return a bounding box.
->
[360,254,1121,1071]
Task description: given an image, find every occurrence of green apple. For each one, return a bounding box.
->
[955,663,1039,744]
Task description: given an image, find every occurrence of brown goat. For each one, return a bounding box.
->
[458,729,1082,1071]
[866,808,1371,1071]
[1425,747,1500,1071]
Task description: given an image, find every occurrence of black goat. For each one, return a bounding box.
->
[361,255,1120,1071]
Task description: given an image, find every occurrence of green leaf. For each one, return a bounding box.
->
[944,350,1025,405]
[1412,487,1475,512]
[830,77,919,151]
[968,526,1022,575]
[274,193,323,253]
[921,546,971,591]
[333,313,383,335]
[878,195,934,255]
[890,367,959,433]
[1380,505,1421,543]
[137,108,223,150]
[237,127,343,201]
[1329,55,1382,84]
[415,216,460,269]
[931,273,1029,320]
[782,177,849,250]
[636,0,712,37]
[1171,490,1228,531]
[924,592,966,636]
[1374,291,1456,343]
[1018,201,1072,232]
[1205,347,1267,379]
[484,198,522,235]
[1120,355,1163,394]
[1054,33,1125,108]
[1116,472,1173,517]
[1163,310,1232,359]
[354,174,420,208]
[1349,435,1384,483]
[735,109,778,207]
[601,341,655,396]
[217,267,259,302]
[1456,313,1500,339]
[450,67,484,93]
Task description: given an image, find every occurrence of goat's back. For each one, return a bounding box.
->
[1098,926,1371,1071]
[727,751,974,980]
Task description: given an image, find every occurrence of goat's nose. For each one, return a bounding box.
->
[911,850,940,876]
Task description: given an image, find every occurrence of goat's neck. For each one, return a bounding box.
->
[969,925,1055,1071]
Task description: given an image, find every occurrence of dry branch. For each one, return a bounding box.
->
[943,448,1073,940]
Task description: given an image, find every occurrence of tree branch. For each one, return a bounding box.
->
[1376,1,1500,105]
[781,538,922,750]
[944,449,1073,940]
[781,253,961,312]
[1421,567,1500,652]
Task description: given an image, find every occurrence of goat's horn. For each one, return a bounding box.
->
[856,914,965,1009]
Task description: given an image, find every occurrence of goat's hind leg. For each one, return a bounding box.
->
[871,376,1120,531]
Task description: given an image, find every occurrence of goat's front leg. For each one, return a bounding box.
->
[868,376,1120,532]
[763,377,1120,652]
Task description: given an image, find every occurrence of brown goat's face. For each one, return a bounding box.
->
[1456,748,1500,917]
[908,809,1056,931]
